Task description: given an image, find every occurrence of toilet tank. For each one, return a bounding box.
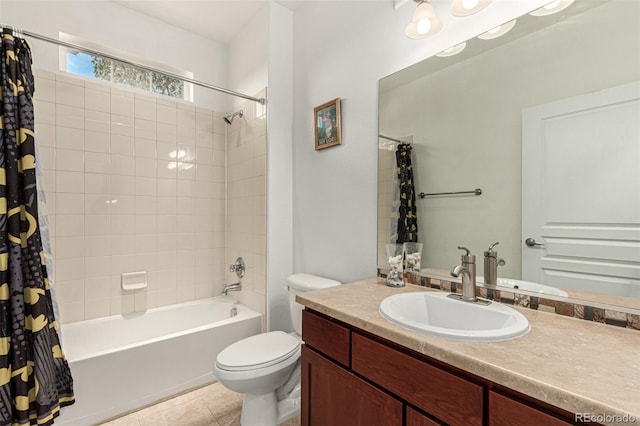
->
[287,274,340,335]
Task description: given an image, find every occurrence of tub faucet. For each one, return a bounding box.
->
[484,242,506,286]
[222,282,242,295]
[450,246,477,303]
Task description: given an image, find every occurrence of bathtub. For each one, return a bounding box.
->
[56,297,262,426]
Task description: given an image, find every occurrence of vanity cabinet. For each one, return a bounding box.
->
[301,309,580,426]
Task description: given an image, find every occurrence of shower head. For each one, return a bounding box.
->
[223,110,244,125]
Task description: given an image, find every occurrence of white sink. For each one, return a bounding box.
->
[379,292,530,341]
[478,277,569,297]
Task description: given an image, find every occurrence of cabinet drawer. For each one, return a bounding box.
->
[352,333,483,426]
[302,309,350,367]
[489,391,574,426]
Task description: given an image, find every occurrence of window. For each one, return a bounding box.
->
[61,33,193,101]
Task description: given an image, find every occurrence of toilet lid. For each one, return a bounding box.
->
[216,331,300,371]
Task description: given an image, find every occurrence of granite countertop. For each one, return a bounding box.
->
[297,278,640,425]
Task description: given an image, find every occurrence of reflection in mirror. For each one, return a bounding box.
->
[378,0,640,309]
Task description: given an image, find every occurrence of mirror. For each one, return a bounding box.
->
[378,0,640,309]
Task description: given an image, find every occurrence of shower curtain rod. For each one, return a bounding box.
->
[379,134,411,144]
[1,24,267,105]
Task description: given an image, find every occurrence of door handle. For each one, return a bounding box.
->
[525,238,545,247]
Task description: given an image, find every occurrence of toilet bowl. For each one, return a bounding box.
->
[214,274,340,426]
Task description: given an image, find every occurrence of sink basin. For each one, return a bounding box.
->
[379,292,530,341]
[478,277,569,297]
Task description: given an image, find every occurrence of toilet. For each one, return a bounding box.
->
[214,273,340,426]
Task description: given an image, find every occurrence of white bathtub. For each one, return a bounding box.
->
[56,297,262,425]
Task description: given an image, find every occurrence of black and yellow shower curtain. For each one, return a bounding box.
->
[395,143,418,244]
[0,29,74,425]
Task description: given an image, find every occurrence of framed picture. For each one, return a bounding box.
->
[314,98,342,150]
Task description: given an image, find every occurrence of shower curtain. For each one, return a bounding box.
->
[0,29,74,425]
[395,143,418,244]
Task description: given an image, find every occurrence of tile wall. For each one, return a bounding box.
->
[225,93,267,318]
[33,69,228,323]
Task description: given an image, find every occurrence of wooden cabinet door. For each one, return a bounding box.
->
[489,391,574,426]
[406,406,442,426]
[301,345,402,426]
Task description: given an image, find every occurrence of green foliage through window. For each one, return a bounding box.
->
[66,50,186,100]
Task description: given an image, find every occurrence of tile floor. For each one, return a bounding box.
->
[99,382,301,426]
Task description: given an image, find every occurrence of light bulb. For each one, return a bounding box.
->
[416,18,432,35]
[462,0,480,9]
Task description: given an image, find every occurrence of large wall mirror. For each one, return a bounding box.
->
[378,0,640,310]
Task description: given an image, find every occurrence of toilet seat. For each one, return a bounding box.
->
[216,331,300,372]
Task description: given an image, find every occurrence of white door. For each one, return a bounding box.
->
[522,81,640,298]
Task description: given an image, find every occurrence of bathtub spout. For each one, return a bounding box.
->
[222,282,242,295]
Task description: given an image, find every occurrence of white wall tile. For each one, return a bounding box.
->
[85,236,111,257]
[135,99,156,121]
[85,110,111,134]
[85,130,110,153]
[135,177,157,196]
[157,104,176,125]
[109,195,134,215]
[111,92,134,116]
[111,114,135,137]
[134,157,156,177]
[111,134,134,156]
[135,215,157,234]
[85,88,111,113]
[56,171,84,193]
[35,101,56,126]
[156,123,177,143]
[36,123,56,148]
[110,215,135,235]
[135,138,156,158]
[56,193,84,215]
[85,215,110,235]
[85,194,110,215]
[85,152,110,173]
[44,73,231,323]
[34,76,56,102]
[158,179,177,197]
[110,175,135,196]
[85,173,110,194]
[56,81,85,108]
[55,237,85,259]
[110,233,134,254]
[56,126,84,151]
[135,119,156,140]
[56,149,84,172]
[85,256,110,279]
[110,154,135,175]
[56,104,84,129]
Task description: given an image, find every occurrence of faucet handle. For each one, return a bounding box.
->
[485,242,499,257]
[457,246,471,256]
[457,246,475,262]
[488,241,499,250]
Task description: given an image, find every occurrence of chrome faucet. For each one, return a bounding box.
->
[222,282,242,295]
[483,242,506,286]
[450,246,477,302]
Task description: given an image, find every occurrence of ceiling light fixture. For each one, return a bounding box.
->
[436,42,467,57]
[529,0,575,17]
[477,19,517,40]
[405,0,443,39]
[451,0,492,17]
